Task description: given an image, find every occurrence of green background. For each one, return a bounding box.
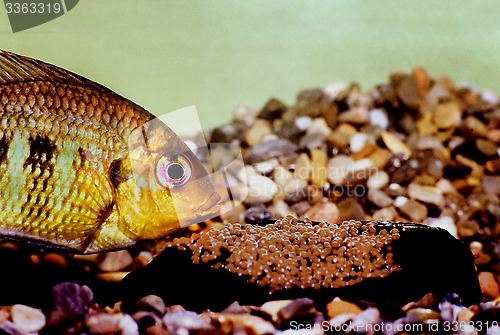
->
[2,1,500,130]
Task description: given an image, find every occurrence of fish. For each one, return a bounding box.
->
[0,50,221,254]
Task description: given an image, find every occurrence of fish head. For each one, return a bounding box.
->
[113,117,221,240]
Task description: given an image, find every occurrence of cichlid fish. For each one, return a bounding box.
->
[0,50,220,254]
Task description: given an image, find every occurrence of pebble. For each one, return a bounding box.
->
[338,107,369,124]
[260,300,293,323]
[328,123,358,147]
[396,75,419,109]
[469,241,492,265]
[52,282,94,317]
[204,312,275,335]
[162,310,213,334]
[247,138,298,164]
[278,298,316,321]
[254,158,279,175]
[289,201,311,218]
[245,119,272,147]
[306,118,331,137]
[137,295,167,316]
[302,202,340,223]
[245,205,273,224]
[367,148,392,169]
[487,129,500,143]
[283,178,309,203]
[327,156,374,185]
[210,124,244,143]
[233,105,258,126]
[324,82,348,101]
[326,298,362,319]
[478,272,500,298]
[85,313,119,334]
[349,133,369,153]
[368,189,393,208]
[11,304,46,334]
[294,153,312,181]
[397,197,428,222]
[367,170,389,190]
[96,271,130,282]
[98,250,133,272]
[118,314,140,335]
[268,199,295,218]
[464,115,488,137]
[310,148,328,188]
[408,182,445,208]
[258,98,287,120]
[243,175,278,204]
[327,155,355,185]
[482,176,500,195]
[476,139,498,156]
[294,116,312,131]
[381,131,412,157]
[432,102,462,129]
[132,251,154,270]
[424,216,457,237]
[406,308,440,322]
[337,198,366,221]
[349,307,380,335]
[372,206,397,221]
[369,108,389,130]
[298,133,327,150]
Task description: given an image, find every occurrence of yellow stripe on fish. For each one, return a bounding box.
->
[0,51,220,254]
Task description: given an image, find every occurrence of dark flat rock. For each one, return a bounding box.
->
[119,222,481,313]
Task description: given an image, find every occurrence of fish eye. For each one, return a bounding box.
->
[155,153,192,188]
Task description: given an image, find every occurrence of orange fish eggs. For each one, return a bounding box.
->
[171,216,401,292]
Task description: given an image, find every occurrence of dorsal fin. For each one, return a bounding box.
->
[0,49,107,90]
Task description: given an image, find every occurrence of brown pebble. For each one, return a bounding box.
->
[396,75,419,109]
[203,312,275,335]
[336,198,366,222]
[327,297,362,318]
[42,253,67,267]
[302,202,340,223]
[381,131,412,157]
[432,102,462,129]
[85,313,119,334]
[406,308,440,322]
[96,271,130,282]
[478,271,500,298]
[98,250,133,272]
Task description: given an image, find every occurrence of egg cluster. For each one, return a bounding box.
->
[170,216,401,292]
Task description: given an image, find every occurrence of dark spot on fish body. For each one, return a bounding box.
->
[109,158,133,188]
[23,135,57,173]
[0,136,9,166]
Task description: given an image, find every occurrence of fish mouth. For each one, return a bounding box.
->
[196,192,221,217]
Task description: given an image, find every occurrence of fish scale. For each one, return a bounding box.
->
[0,50,220,253]
[0,81,135,249]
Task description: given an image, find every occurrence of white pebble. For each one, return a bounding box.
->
[233,105,258,126]
[394,196,408,208]
[480,90,499,105]
[425,216,457,238]
[436,179,456,194]
[305,118,331,137]
[324,82,347,100]
[243,175,278,205]
[294,116,312,131]
[11,304,46,334]
[367,170,389,190]
[253,158,279,175]
[369,108,389,130]
[349,133,369,153]
[118,314,140,335]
